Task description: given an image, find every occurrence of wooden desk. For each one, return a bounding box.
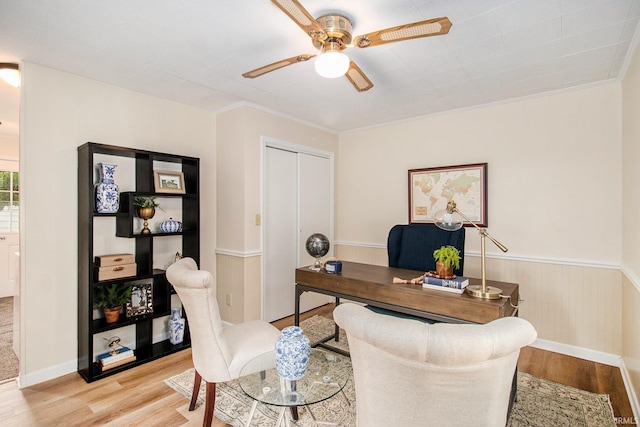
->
[294,261,519,326]
[295,261,520,415]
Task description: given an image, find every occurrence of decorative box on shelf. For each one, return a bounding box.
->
[95,253,137,281]
[95,253,134,266]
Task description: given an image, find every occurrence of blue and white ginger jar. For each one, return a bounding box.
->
[160,218,182,233]
[95,163,119,213]
[275,326,310,380]
[168,308,185,345]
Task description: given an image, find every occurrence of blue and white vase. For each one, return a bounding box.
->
[275,326,310,380]
[168,308,185,345]
[160,218,182,233]
[95,163,119,213]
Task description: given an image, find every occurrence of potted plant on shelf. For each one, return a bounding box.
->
[95,284,132,323]
[433,245,461,278]
[133,196,160,234]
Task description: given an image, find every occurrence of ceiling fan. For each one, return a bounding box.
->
[242,0,452,92]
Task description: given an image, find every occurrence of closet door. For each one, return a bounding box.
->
[264,146,333,322]
[297,152,333,313]
[264,147,298,322]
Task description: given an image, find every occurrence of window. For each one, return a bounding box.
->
[0,170,19,231]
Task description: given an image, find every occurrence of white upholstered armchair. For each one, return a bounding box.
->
[166,258,281,427]
[333,303,537,427]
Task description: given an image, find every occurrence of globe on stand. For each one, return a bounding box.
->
[305,233,330,271]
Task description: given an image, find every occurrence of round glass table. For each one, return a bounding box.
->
[239,348,351,426]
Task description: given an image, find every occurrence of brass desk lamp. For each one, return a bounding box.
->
[434,201,508,299]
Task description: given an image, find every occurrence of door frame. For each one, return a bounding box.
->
[260,136,335,320]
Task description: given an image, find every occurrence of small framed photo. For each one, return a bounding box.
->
[408,163,487,226]
[126,284,153,317]
[154,170,186,194]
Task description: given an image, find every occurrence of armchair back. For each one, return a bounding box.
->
[334,303,537,427]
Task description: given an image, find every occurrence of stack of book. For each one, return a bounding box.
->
[96,346,136,371]
[422,275,469,294]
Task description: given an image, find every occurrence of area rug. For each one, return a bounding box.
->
[0,297,18,382]
[164,315,615,427]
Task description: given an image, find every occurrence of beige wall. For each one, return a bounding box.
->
[19,63,215,386]
[0,135,19,157]
[621,40,640,413]
[337,84,623,355]
[216,105,339,322]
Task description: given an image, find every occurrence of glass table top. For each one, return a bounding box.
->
[238,348,350,407]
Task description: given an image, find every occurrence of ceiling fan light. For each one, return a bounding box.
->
[0,63,20,88]
[315,50,349,78]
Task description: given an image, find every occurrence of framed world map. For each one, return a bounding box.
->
[408,163,487,226]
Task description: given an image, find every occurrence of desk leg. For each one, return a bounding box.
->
[290,380,299,421]
[334,297,340,342]
[508,367,517,417]
[294,284,302,326]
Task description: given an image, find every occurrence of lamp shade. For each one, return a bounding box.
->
[434,208,463,231]
[314,43,349,78]
[0,63,20,88]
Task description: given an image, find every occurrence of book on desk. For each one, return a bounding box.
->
[422,275,469,294]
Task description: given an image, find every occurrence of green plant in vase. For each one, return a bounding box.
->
[133,196,160,234]
[95,284,132,323]
[433,245,461,278]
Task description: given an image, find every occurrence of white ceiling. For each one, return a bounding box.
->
[1,0,639,134]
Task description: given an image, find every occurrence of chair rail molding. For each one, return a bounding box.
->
[335,241,620,270]
[216,248,262,258]
[621,265,640,293]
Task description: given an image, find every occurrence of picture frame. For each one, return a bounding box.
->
[126,284,153,317]
[154,170,186,194]
[408,163,487,226]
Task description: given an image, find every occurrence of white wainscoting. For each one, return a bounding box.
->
[215,250,263,323]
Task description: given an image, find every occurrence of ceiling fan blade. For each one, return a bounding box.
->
[271,0,327,41]
[353,17,452,48]
[242,54,316,79]
[345,61,373,92]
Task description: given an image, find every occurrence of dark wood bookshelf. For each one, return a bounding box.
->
[77,142,199,382]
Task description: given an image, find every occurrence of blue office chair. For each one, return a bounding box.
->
[387,223,465,276]
[363,223,466,322]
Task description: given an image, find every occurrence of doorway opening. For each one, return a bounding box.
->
[0,75,20,382]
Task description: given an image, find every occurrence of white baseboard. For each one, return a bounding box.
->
[18,360,76,388]
[530,338,622,366]
[619,359,640,422]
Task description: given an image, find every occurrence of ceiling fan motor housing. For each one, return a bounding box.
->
[313,14,353,49]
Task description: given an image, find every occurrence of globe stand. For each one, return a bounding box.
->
[310,257,323,271]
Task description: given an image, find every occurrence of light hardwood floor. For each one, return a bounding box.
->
[0,304,635,426]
